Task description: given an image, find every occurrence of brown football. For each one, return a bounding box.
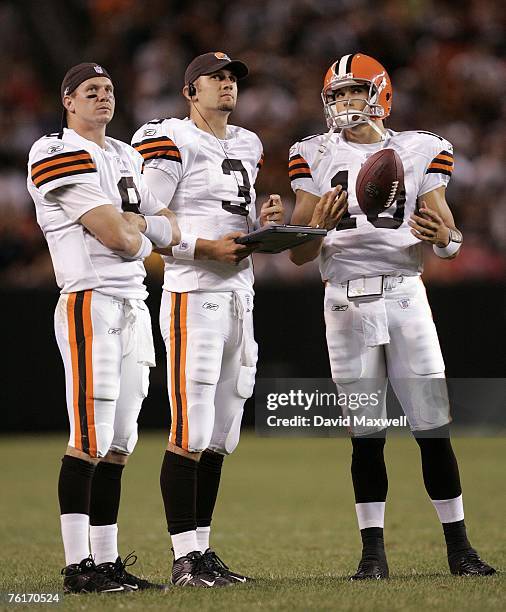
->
[355,149,404,217]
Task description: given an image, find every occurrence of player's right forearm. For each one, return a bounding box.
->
[289,238,323,266]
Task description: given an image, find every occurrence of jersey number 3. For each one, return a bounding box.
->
[332,170,405,230]
[221,159,251,216]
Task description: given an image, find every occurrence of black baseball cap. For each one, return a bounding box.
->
[184,52,248,85]
[61,62,112,101]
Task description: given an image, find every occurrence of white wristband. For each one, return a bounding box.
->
[124,233,153,261]
[433,241,461,258]
[172,233,197,260]
[143,215,173,247]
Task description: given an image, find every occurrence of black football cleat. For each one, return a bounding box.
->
[201,548,252,583]
[96,551,166,591]
[171,550,230,587]
[350,556,389,580]
[449,549,497,576]
[62,556,125,594]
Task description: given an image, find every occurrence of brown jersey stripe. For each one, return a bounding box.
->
[289,154,310,165]
[34,165,97,188]
[431,153,453,162]
[141,150,182,164]
[169,292,188,449]
[289,162,311,172]
[430,158,453,167]
[31,150,92,172]
[67,293,82,451]
[426,167,452,176]
[290,172,314,181]
[82,291,97,458]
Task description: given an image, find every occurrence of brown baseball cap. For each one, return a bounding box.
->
[184,51,248,85]
[61,62,112,101]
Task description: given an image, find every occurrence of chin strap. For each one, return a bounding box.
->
[366,119,387,140]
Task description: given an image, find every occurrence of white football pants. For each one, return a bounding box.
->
[54,290,153,458]
[324,275,450,435]
[160,290,257,454]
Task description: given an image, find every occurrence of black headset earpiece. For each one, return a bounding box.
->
[188,82,196,97]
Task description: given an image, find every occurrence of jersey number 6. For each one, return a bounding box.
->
[118,177,141,214]
[221,159,251,216]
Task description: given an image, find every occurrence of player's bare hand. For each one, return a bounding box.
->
[408,204,450,247]
[207,232,259,265]
[259,194,285,226]
[310,185,348,230]
[121,211,146,232]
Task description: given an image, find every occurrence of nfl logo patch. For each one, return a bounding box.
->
[398,299,410,309]
[94,65,104,74]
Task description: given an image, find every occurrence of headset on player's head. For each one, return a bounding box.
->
[188,82,196,97]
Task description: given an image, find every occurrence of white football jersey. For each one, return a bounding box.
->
[27,128,163,298]
[132,117,264,293]
[290,129,454,284]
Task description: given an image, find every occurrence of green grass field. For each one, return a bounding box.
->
[0,433,504,611]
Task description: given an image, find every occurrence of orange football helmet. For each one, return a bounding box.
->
[321,53,392,130]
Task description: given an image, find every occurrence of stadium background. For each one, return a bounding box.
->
[1,0,504,431]
[0,1,504,608]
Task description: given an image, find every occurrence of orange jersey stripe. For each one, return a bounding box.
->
[33,162,96,187]
[429,162,454,172]
[134,139,179,153]
[179,293,188,451]
[31,152,93,177]
[134,138,177,152]
[82,291,96,458]
[67,293,82,450]
[289,158,309,168]
[141,149,182,161]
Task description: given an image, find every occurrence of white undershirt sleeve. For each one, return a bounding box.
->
[143,166,178,207]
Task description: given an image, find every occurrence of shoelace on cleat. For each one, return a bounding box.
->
[192,552,220,577]
[204,550,229,572]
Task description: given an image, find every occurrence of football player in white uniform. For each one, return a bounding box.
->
[289,53,495,579]
[27,63,180,593]
[132,51,284,587]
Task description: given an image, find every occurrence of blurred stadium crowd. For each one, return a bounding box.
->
[1,0,504,288]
